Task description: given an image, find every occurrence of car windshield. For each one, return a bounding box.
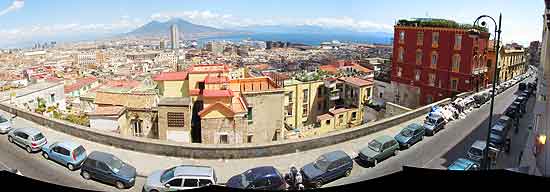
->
[469,148,483,156]
[107,156,124,173]
[368,140,382,152]
[0,116,8,123]
[240,170,255,188]
[313,155,330,171]
[401,129,414,137]
[74,146,86,157]
[426,118,436,125]
[33,133,44,141]
[160,167,176,183]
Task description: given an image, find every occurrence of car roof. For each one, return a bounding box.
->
[246,166,280,179]
[16,127,42,136]
[87,151,115,161]
[375,135,395,143]
[492,124,505,132]
[173,165,214,177]
[499,116,511,121]
[322,150,350,161]
[472,140,487,149]
[449,158,474,169]
[406,123,423,130]
[56,141,82,150]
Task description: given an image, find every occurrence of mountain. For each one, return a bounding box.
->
[127,18,233,38]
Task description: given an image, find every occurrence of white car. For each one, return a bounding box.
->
[0,115,13,134]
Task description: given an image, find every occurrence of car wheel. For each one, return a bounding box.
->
[314,180,323,188]
[115,181,125,189]
[345,169,351,177]
[26,146,32,153]
[81,171,91,180]
[406,144,411,148]
[42,152,49,159]
[67,163,75,171]
[8,136,13,143]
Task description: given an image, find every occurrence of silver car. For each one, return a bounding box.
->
[143,165,217,192]
[7,127,47,153]
[0,115,13,134]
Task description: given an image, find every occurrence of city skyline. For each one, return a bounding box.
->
[0,0,544,47]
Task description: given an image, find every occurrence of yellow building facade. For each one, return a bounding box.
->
[499,48,528,82]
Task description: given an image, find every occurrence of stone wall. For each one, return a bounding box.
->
[385,102,413,118]
[0,92,468,159]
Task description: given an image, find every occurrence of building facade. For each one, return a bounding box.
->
[391,18,490,108]
[529,41,542,66]
[499,47,528,82]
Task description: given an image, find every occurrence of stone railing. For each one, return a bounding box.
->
[0,92,470,159]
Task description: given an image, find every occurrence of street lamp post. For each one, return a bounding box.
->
[469,13,502,170]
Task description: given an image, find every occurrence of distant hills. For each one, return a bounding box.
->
[126,18,393,44]
[126,18,239,39]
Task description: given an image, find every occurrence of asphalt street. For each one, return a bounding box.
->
[327,76,534,187]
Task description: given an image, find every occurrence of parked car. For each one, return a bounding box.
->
[394,123,425,149]
[423,114,446,136]
[505,104,520,119]
[226,166,286,191]
[0,115,13,134]
[358,135,400,166]
[80,151,136,189]
[489,123,509,150]
[41,141,87,171]
[467,140,487,163]
[7,127,47,153]
[447,158,480,171]
[513,101,526,114]
[300,150,353,188]
[143,165,217,192]
[518,82,527,92]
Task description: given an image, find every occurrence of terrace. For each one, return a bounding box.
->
[396,18,489,32]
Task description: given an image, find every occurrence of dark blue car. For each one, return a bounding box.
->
[394,123,425,149]
[80,151,136,189]
[226,166,287,190]
[300,150,353,188]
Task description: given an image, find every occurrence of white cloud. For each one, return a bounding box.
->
[0,0,24,16]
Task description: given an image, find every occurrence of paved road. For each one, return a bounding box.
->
[327,76,534,187]
[0,75,532,191]
[0,130,146,192]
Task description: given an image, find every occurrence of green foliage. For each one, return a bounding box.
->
[64,114,90,127]
[397,18,489,32]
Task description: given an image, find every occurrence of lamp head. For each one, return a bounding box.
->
[481,21,487,27]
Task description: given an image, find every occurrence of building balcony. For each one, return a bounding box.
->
[324,78,338,88]
[329,93,340,101]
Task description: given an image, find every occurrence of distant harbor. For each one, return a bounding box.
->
[196,32,393,46]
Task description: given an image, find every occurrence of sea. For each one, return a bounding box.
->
[196,32,392,46]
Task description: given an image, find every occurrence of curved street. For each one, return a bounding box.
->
[0,76,532,191]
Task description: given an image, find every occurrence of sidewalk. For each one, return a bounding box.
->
[519,127,543,176]
[0,109,426,183]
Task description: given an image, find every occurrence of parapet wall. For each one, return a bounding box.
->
[0,92,468,159]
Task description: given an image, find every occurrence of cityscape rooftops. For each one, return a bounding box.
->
[158,97,191,106]
[204,74,229,84]
[87,106,126,117]
[187,64,230,74]
[64,76,98,93]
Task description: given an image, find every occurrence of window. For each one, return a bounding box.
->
[451,78,459,91]
[417,32,424,45]
[432,32,439,47]
[427,95,433,104]
[431,52,438,68]
[219,134,228,144]
[351,112,357,121]
[452,54,461,72]
[167,178,183,187]
[131,119,143,137]
[428,73,436,86]
[339,115,344,124]
[397,67,403,77]
[247,134,253,143]
[303,89,309,101]
[326,120,331,125]
[399,31,405,43]
[416,50,423,65]
[286,105,293,116]
[366,88,371,99]
[288,92,293,103]
[302,103,308,117]
[398,47,404,62]
[438,80,442,88]
[167,112,185,127]
[247,107,253,121]
[415,70,421,81]
[50,93,55,103]
[97,162,110,172]
[199,179,213,187]
[58,147,70,156]
[455,35,462,50]
[183,179,199,187]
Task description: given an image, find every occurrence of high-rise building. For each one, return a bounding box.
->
[160,39,166,50]
[390,18,490,108]
[529,41,542,66]
[170,24,178,50]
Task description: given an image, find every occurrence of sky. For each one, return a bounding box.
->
[0,0,544,47]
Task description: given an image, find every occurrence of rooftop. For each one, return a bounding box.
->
[338,77,374,87]
[64,76,98,93]
[153,71,188,81]
[396,18,489,32]
[188,64,230,74]
[87,106,126,117]
[158,97,191,106]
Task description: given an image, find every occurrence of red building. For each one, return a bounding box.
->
[391,18,490,108]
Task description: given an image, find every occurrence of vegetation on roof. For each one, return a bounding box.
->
[397,18,489,32]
